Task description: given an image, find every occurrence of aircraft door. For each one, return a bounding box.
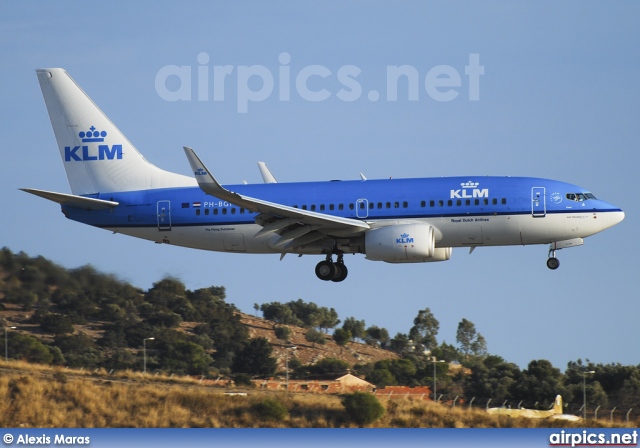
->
[157,200,172,230]
[356,199,369,218]
[532,187,546,217]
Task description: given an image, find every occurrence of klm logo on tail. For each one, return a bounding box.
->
[65,126,123,161]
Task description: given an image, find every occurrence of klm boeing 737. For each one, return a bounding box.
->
[23,69,624,282]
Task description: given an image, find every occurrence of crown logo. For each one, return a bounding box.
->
[461,181,479,188]
[79,126,107,143]
[400,233,409,238]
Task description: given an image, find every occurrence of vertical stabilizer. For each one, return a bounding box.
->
[553,395,563,414]
[36,69,195,195]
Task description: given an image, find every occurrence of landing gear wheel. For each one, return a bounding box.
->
[331,263,348,282]
[547,257,560,270]
[315,260,337,281]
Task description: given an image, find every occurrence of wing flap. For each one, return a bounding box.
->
[183,147,370,233]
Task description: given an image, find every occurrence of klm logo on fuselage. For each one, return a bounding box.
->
[396,233,413,244]
[450,181,489,199]
[64,126,123,162]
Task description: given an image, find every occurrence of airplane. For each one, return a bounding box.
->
[487,395,581,421]
[23,68,624,282]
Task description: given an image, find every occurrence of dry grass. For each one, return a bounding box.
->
[0,361,635,428]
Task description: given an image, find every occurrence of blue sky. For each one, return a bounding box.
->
[1,2,638,370]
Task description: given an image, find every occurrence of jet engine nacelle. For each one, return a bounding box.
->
[365,223,435,262]
[383,246,452,263]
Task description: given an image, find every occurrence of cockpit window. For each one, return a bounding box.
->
[566,192,595,202]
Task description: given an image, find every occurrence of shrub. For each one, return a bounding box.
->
[341,392,385,426]
[233,373,255,388]
[251,398,288,422]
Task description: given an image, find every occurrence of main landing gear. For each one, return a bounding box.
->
[547,248,560,270]
[315,253,348,282]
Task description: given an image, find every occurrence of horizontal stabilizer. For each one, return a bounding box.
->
[20,188,119,210]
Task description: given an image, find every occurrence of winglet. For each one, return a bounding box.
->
[183,147,248,208]
[258,162,278,183]
[183,147,230,194]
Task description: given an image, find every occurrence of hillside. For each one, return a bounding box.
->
[239,313,397,370]
[0,302,397,373]
[2,247,640,424]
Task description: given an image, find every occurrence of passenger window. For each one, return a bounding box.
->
[377,202,382,209]
[359,202,365,209]
[492,198,497,205]
[501,198,507,204]
[465,199,470,206]
[447,200,452,206]
[438,200,443,207]
[483,199,488,205]
[421,200,426,207]
[214,209,218,215]
[329,204,334,210]
[456,200,461,206]
[205,209,209,215]
[310,205,316,211]
[302,205,307,210]
[403,201,408,208]
[386,202,391,208]
[430,200,435,207]
[196,209,201,216]
[339,204,344,210]
[474,199,479,205]
[369,202,374,209]
[394,201,399,208]
[222,208,227,215]
[349,203,354,210]
[231,208,236,214]
[320,204,325,211]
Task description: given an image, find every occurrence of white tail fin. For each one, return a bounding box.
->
[36,69,195,195]
[553,395,563,414]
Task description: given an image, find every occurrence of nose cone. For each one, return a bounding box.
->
[601,209,624,230]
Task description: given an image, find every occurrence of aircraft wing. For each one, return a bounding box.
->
[21,188,119,210]
[183,147,370,236]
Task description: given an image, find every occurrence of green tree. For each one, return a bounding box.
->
[409,307,439,351]
[511,359,566,408]
[231,337,277,377]
[159,340,213,375]
[365,326,390,347]
[456,318,487,359]
[333,328,351,350]
[37,312,75,335]
[463,355,521,403]
[307,358,349,376]
[4,333,54,364]
[260,302,301,326]
[389,332,411,353]
[342,317,366,341]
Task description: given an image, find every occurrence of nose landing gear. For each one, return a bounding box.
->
[315,253,349,282]
[547,248,560,270]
